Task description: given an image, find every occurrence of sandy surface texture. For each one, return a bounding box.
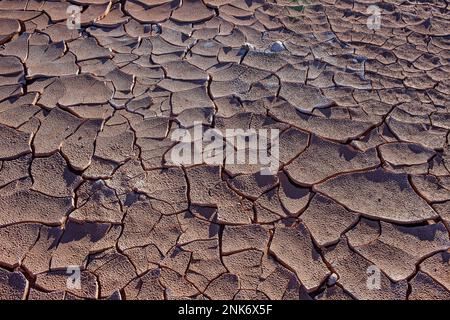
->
[0,0,449,300]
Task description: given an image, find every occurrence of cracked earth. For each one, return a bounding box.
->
[0,0,449,300]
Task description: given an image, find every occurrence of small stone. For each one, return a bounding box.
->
[327,273,338,286]
[270,41,285,52]
[152,24,161,34]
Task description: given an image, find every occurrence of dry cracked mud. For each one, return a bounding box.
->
[0,0,449,300]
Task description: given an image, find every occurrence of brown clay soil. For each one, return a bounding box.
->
[0,0,449,300]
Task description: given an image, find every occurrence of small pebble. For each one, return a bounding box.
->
[243,42,255,50]
[327,273,338,286]
[271,41,285,52]
[152,24,162,34]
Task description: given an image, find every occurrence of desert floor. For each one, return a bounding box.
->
[0,0,449,300]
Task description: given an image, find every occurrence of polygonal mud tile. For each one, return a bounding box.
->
[27,289,64,300]
[0,18,20,44]
[301,194,359,247]
[160,267,200,299]
[432,201,450,225]
[118,199,161,250]
[0,179,73,225]
[255,188,289,219]
[276,127,309,165]
[285,135,380,186]
[352,222,450,282]
[0,154,31,187]
[137,137,174,170]
[33,108,83,156]
[379,142,435,166]
[242,51,287,72]
[278,172,311,216]
[123,269,165,300]
[31,153,83,197]
[270,223,330,292]
[324,238,408,300]
[0,268,28,300]
[204,273,239,300]
[71,180,124,223]
[410,175,450,203]
[35,269,98,299]
[51,220,121,269]
[181,239,226,287]
[87,249,137,298]
[409,271,450,300]
[315,169,438,223]
[0,55,24,86]
[0,124,31,159]
[171,86,214,115]
[178,211,220,244]
[420,251,450,291]
[130,167,188,214]
[94,125,135,163]
[172,0,214,23]
[227,172,278,200]
[22,225,63,275]
[280,83,334,113]
[269,101,375,143]
[124,1,177,23]
[222,224,270,254]
[61,119,103,171]
[185,165,221,206]
[257,264,296,300]
[0,223,40,268]
[130,117,170,139]
[27,44,78,78]
[346,217,380,247]
[38,74,112,108]
[162,60,208,81]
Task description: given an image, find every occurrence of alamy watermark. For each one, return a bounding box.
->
[367,5,382,30]
[170,122,279,175]
[66,5,81,30]
[66,265,81,290]
[366,265,381,290]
